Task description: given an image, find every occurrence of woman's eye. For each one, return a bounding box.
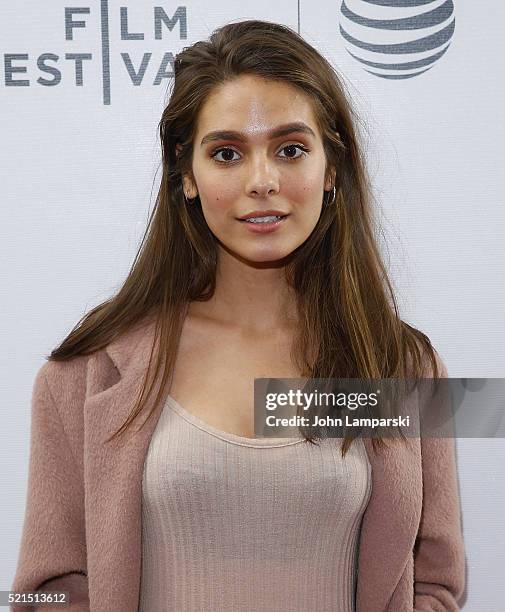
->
[278,144,309,160]
[210,144,309,164]
[211,148,241,163]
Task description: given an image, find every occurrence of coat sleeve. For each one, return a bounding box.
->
[413,355,466,611]
[10,361,89,611]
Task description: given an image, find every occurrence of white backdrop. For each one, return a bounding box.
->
[1,1,504,609]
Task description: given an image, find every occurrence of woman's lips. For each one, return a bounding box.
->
[238,215,289,233]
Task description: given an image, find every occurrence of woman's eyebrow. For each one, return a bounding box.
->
[200,121,316,147]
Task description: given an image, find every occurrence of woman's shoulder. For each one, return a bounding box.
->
[400,328,449,380]
[35,353,89,403]
[34,342,120,414]
[36,311,158,399]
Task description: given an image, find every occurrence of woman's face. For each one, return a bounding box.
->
[182,74,334,264]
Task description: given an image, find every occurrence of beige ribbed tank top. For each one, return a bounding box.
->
[139,394,372,612]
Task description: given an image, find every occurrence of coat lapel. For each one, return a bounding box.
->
[82,316,423,612]
[83,316,165,612]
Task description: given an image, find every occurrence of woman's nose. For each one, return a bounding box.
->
[245,155,280,197]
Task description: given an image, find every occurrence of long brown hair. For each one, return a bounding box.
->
[48,19,441,456]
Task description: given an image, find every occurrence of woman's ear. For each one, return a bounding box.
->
[325,167,337,191]
[182,177,198,199]
[175,144,198,198]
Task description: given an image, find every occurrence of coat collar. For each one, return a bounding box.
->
[84,315,422,612]
[104,312,159,383]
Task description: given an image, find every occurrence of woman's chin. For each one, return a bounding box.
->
[217,246,291,266]
[240,249,298,267]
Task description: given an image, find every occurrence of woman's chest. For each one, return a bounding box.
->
[168,317,303,438]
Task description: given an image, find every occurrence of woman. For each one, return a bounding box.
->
[11,19,465,612]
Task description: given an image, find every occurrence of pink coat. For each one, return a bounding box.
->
[11,317,466,611]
